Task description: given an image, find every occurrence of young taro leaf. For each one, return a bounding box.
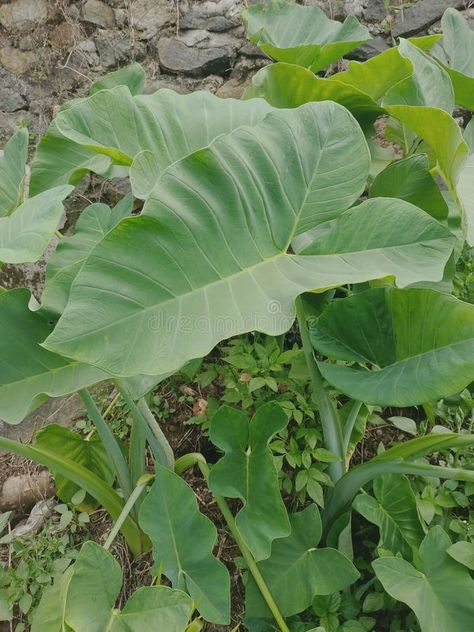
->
[0,289,107,424]
[373,527,474,632]
[89,62,146,96]
[447,541,474,570]
[0,127,28,216]
[139,466,230,625]
[40,195,134,316]
[369,154,449,220]
[208,403,290,561]
[245,62,384,129]
[353,474,424,559]
[30,86,273,197]
[0,185,73,264]
[35,424,115,511]
[43,103,454,378]
[431,8,474,110]
[242,0,370,73]
[310,288,474,406]
[32,541,194,632]
[245,505,359,619]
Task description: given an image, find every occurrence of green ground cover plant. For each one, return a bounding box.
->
[1,1,474,630]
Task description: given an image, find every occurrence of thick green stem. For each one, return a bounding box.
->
[295,297,345,482]
[115,380,174,470]
[103,474,153,551]
[197,459,289,632]
[79,389,132,500]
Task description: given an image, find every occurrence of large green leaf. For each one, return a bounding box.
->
[369,154,448,220]
[0,289,107,424]
[35,424,115,511]
[353,474,424,559]
[0,127,28,217]
[243,0,370,73]
[139,466,230,624]
[310,288,474,406]
[44,104,454,378]
[431,8,474,110]
[40,86,273,195]
[0,185,73,264]
[457,123,474,245]
[245,505,359,619]
[373,527,474,632]
[32,541,193,632]
[208,403,290,561]
[40,195,133,316]
[245,62,383,128]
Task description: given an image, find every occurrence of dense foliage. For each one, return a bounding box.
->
[1,1,474,630]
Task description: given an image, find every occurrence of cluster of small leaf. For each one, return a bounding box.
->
[2,0,474,631]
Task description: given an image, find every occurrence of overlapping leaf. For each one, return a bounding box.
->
[0,289,107,424]
[245,505,359,619]
[208,403,290,560]
[44,104,454,378]
[36,424,115,511]
[89,62,146,96]
[0,127,28,216]
[30,85,273,197]
[243,0,370,72]
[139,466,230,624]
[373,527,474,632]
[431,8,474,110]
[369,154,448,220]
[40,195,133,316]
[0,185,73,264]
[353,474,424,559]
[310,288,474,406]
[245,62,384,128]
[32,541,193,632]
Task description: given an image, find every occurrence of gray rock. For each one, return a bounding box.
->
[344,0,366,18]
[348,36,390,61]
[82,0,116,29]
[179,11,208,30]
[363,0,387,23]
[392,0,466,38]
[0,0,49,31]
[158,36,231,77]
[0,87,27,111]
[130,0,175,39]
[207,16,239,32]
[95,31,146,68]
[216,77,250,99]
[0,46,34,75]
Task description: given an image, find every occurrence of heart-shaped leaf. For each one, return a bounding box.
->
[243,0,370,72]
[0,289,107,424]
[139,466,230,624]
[208,403,290,561]
[32,541,194,632]
[245,505,359,619]
[44,104,454,378]
[0,127,28,217]
[373,527,474,632]
[448,541,474,570]
[0,185,73,264]
[353,474,424,559]
[310,287,474,406]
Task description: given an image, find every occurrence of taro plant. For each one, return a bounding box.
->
[1,2,474,631]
